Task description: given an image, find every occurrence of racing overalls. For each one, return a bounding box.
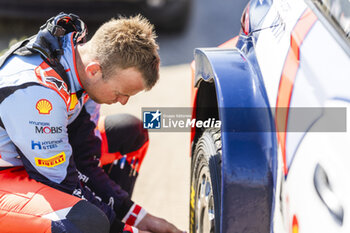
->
[0,29,149,232]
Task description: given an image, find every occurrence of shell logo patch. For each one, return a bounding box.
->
[36,99,53,114]
[35,152,66,168]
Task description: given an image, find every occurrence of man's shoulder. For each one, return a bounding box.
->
[0,54,71,109]
[0,54,43,92]
[0,53,42,76]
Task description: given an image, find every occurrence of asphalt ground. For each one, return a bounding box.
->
[101,64,193,230]
[0,0,248,230]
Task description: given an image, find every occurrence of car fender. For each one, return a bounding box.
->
[194,48,277,233]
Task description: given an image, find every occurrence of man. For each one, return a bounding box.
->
[0,14,183,233]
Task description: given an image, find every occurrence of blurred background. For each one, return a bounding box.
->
[0,0,248,230]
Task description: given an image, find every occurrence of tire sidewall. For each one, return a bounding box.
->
[190,129,221,233]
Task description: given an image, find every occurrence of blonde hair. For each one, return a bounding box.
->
[89,15,160,90]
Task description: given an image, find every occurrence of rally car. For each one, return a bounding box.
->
[189,0,350,232]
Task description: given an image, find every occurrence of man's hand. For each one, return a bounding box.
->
[136,213,185,233]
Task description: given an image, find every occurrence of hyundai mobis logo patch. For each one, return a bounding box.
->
[29,121,63,134]
[35,126,63,134]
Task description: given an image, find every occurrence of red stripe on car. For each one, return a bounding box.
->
[276,9,317,175]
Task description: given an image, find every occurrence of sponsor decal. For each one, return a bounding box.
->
[143,110,161,129]
[73,188,83,198]
[35,126,62,134]
[77,170,89,183]
[31,139,63,150]
[29,121,50,126]
[36,99,53,115]
[35,61,70,107]
[45,77,67,92]
[70,93,79,111]
[270,13,286,42]
[35,152,66,167]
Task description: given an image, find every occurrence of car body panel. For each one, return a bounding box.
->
[191,0,350,232]
[194,47,276,232]
[245,0,273,34]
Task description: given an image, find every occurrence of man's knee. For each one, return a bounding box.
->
[104,113,149,154]
[51,200,110,233]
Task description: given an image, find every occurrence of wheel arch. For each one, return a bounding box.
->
[192,48,277,232]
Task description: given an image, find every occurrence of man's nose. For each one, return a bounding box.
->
[119,96,129,105]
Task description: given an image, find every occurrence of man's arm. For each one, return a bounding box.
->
[0,85,132,232]
[68,102,135,219]
[1,85,78,193]
[70,100,185,233]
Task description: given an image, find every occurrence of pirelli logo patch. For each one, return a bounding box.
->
[35,152,66,168]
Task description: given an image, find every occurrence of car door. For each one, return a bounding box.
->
[278,0,350,232]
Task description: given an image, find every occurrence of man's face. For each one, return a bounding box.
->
[86,66,146,105]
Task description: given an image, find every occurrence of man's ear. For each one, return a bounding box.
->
[85,62,102,77]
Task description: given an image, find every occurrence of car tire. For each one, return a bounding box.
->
[142,0,192,31]
[190,128,221,233]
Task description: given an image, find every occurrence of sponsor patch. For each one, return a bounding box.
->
[35,61,70,107]
[31,139,63,150]
[77,170,89,183]
[46,77,67,92]
[36,99,53,115]
[35,126,62,134]
[29,121,50,126]
[70,93,79,111]
[35,152,66,167]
